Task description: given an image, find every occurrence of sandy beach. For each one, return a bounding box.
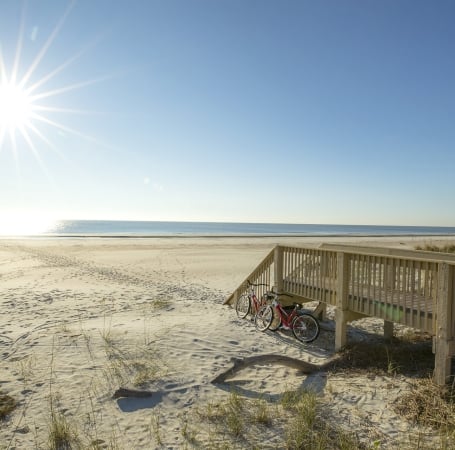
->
[1,235,454,449]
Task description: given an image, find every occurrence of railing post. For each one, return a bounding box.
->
[384,321,394,340]
[335,252,350,350]
[434,263,454,385]
[384,259,395,338]
[274,246,284,292]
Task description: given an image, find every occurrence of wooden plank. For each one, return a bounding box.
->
[274,245,283,292]
[319,243,455,262]
[335,252,350,350]
[434,263,454,385]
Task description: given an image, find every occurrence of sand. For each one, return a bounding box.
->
[1,235,454,449]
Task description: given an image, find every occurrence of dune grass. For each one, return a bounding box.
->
[415,243,455,254]
[186,335,454,449]
[395,377,455,434]
[0,391,17,421]
[190,388,365,449]
[281,388,364,450]
[101,328,167,389]
[47,407,81,450]
[329,338,435,377]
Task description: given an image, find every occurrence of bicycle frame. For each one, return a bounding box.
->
[247,282,268,313]
[272,299,299,328]
[254,293,321,343]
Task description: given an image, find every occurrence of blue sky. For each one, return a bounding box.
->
[0,0,454,227]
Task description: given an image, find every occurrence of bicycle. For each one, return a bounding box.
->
[254,292,320,343]
[235,280,270,319]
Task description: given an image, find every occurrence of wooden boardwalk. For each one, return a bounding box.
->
[225,244,455,385]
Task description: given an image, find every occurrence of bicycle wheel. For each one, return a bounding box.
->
[254,305,274,331]
[291,313,320,343]
[268,308,281,331]
[235,294,250,319]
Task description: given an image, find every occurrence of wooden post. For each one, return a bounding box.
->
[434,263,454,385]
[335,252,350,351]
[321,251,329,277]
[384,320,394,339]
[383,258,395,339]
[314,302,327,321]
[274,246,284,292]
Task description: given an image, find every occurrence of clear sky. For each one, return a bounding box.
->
[0,0,454,228]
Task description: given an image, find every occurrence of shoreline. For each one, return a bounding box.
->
[2,232,455,239]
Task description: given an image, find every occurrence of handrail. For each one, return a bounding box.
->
[224,247,275,305]
[318,243,455,263]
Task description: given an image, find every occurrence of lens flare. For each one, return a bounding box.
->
[0,2,109,163]
[0,81,33,132]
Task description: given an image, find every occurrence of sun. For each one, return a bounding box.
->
[0,80,33,133]
[0,2,107,160]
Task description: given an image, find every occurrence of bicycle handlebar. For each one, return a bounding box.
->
[247,279,269,287]
[267,290,293,297]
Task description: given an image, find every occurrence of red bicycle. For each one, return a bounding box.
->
[235,280,269,319]
[255,291,320,343]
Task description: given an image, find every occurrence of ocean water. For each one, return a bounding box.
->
[39,220,455,237]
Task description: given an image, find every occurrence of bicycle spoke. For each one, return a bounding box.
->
[291,314,320,343]
[235,294,250,319]
[254,305,273,331]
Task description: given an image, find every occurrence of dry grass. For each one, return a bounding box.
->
[329,339,455,447]
[47,409,81,450]
[395,377,455,431]
[415,244,455,254]
[328,338,434,377]
[0,391,17,421]
[102,336,166,389]
[193,388,364,449]
[188,337,448,448]
[281,389,365,450]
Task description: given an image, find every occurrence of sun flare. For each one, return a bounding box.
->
[0,1,105,163]
[0,81,33,133]
[0,213,56,236]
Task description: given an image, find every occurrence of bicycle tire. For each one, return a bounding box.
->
[268,308,281,331]
[291,313,320,343]
[254,305,274,332]
[235,294,250,319]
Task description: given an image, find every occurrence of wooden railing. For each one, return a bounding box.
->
[225,244,455,385]
[224,247,275,307]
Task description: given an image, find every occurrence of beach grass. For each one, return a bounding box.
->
[0,391,17,421]
[191,387,366,449]
[330,338,434,377]
[395,377,455,433]
[415,244,455,254]
[47,407,81,450]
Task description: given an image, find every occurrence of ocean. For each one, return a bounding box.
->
[39,220,455,237]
